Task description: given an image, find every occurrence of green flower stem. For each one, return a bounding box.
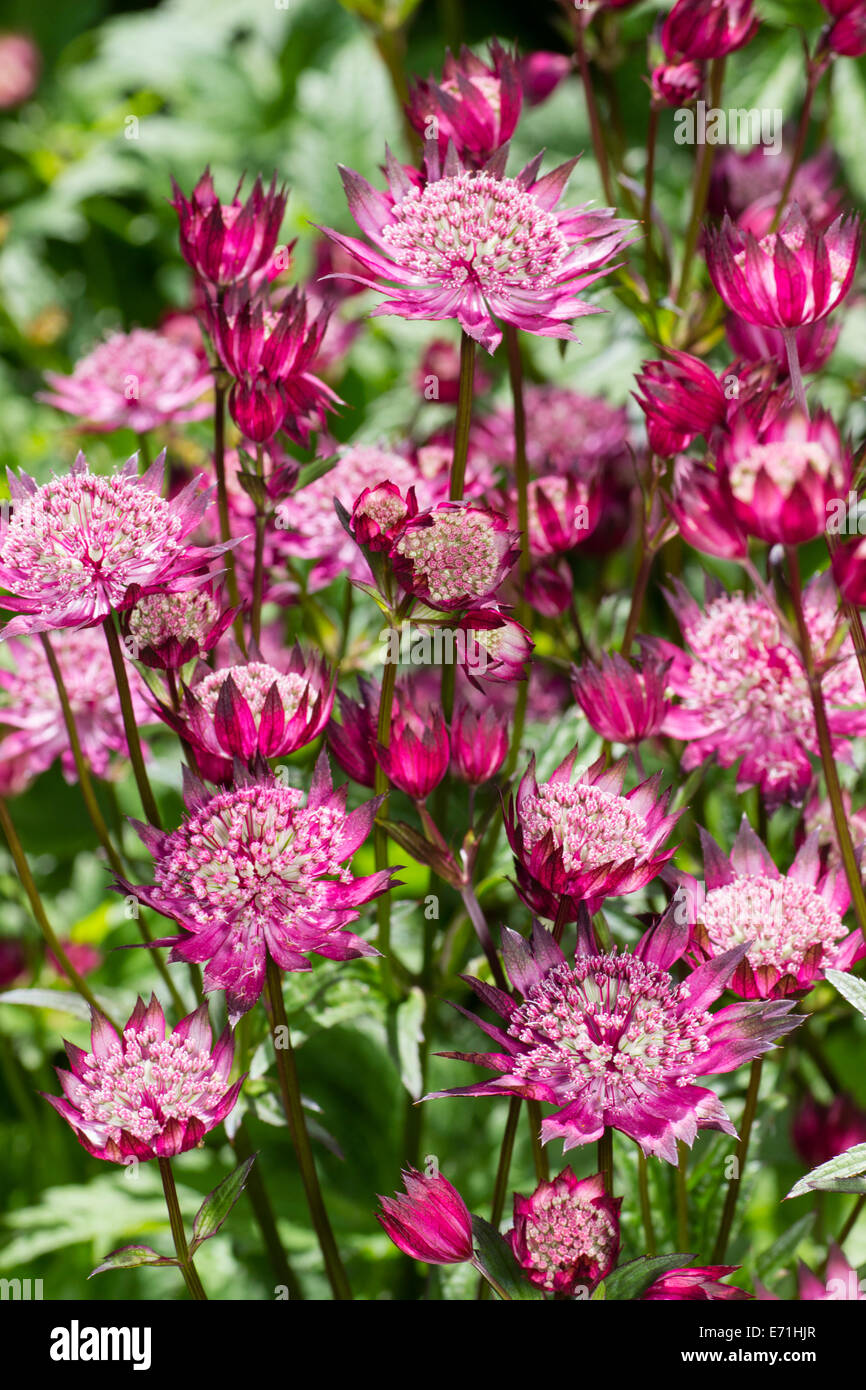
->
[478,1094,521,1300]
[213,375,244,647]
[251,444,267,646]
[676,1140,689,1251]
[158,1156,208,1301]
[459,883,508,992]
[104,617,163,830]
[782,327,809,415]
[598,1127,614,1199]
[836,1193,866,1249]
[676,57,726,308]
[636,1146,656,1255]
[374,644,400,1001]
[265,954,352,1300]
[786,546,866,940]
[231,1120,303,1300]
[770,63,821,233]
[449,330,477,501]
[527,1101,549,1185]
[502,323,532,780]
[642,105,659,294]
[570,15,616,207]
[0,796,108,1020]
[712,1057,763,1263]
[472,1257,512,1301]
[40,633,186,1016]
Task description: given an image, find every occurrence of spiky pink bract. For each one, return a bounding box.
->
[643,1266,750,1300]
[42,995,242,1162]
[427,917,799,1162]
[377,1168,474,1265]
[757,1244,865,1300]
[0,452,228,638]
[170,167,288,291]
[40,329,211,433]
[125,582,235,672]
[509,1168,620,1295]
[322,147,636,353]
[504,747,678,918]
[122,758,393,1022]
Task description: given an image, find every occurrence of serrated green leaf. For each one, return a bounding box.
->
[191,1155,257,1248]
[89,1244,178,1278]
[826,968,866,1022]
[470,1215,545,1300]
[786,1143,866,1200]
[604,1253,695,1301]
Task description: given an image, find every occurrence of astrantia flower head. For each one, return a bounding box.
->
[725,314,839,377]
[634,350,727,457]
[717,407,851,545]
[666,457,748,561]
[0,452,228,638]
[451,700,508,785]
[456,607,533,685]
[427,916,799,1162]
[504,747,679,918]
[705,206,860,329]
[350,481,418,553]
[159,646,335,783]
[0,32,40,108]
[170,167,288,292]
[680,818,862,999]
[792,1093,866,1169]
[206,286,339,444]
[125,582,235,671]
[570,647,672,745]
[405,41,523,167]
[643,1266,750,1300]
[0,625,149,784]
[374,681,450,801]
[42,995,242,1162]
[322,146,636,352]
[509,1169,620,1295]
[662,0,758,60]
[649,60,704,109]
[660,576,866,808]
[377,1168,474,1266]
[391,502,519,612]
[40,329,212,434]
[506,474,600,558]
[122,758,393,1021]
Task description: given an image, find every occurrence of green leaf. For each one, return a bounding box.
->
[395,987,425,1101]
[89,1245,178,1278]
[294,454,338,493]
[826,968,866,1023]
[755,1214,814,1280]
[786,1143,866,1200]
[191,1155,257,1248]
[0,988,95,1020]
[470,1216,545,1300]
[604,1253,695,1301]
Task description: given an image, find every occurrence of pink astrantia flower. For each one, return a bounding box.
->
[680,818,862,999]
[206,287,339,444]
[125,582,235,672]
[501,474,600,559]
[456,607,533,685]
[374,685,450,801]
[40,329,212,434]
[792,1094,866,1169]
[0,33,40,107]
[377,1168,474,1266]
[405,42,523,166]
[716,408,850,545]
[0,453,228,638]
[643,1266,750,1300]
[509,1169,620,1295]
[659,577,866,808]
[42,995,243,1163]
[171,167,288,292]
[831,533,866,607]
[570,648,671,745]
[665,457,748,561]
[725,315,839,377]
[122,759,392,1021]
[0,625,149,784]
[158,646,335,783]
[519,52,572,107]
[350,481,418,553]
[276,443,463,592]
[504,747,679,919]
[827,7,866,57]
[757,1245,865,1301]
[391,502,519,612]
[322,147,636,353]
[451,701,508,785]
[649,61,704,109]
[662,0,758,60]
[327,674,382,788]
[634,351,727,457]
[704,206,860,328]
[427,916,799,1162]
